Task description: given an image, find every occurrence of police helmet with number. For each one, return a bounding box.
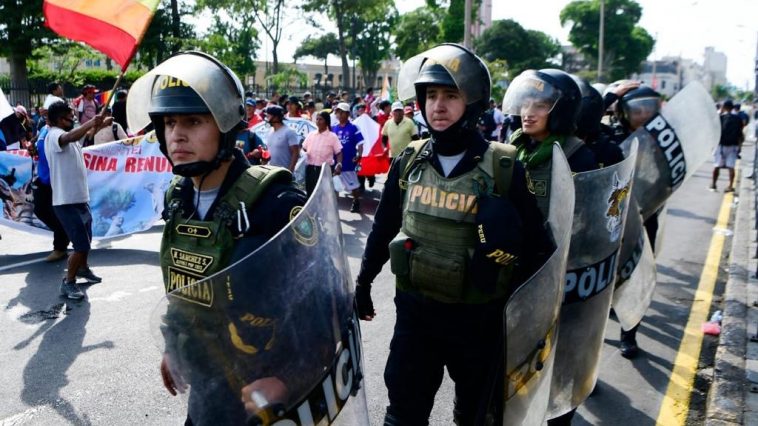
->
[617,85,661,131]
[397,43,491,130]
[502,68,582,135]
[127,51,245,177]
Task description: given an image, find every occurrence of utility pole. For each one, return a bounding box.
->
[464,0,472,49]
[597,0,605,82]
[754,31,758,99]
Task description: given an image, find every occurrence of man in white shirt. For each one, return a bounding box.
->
[45,101,111,299]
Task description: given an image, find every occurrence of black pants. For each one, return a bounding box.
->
[305,164,322,196]
[384,290,505,426]
[32,180,70,251]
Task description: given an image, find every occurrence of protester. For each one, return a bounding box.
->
[303,111,343,196]
[0,106,29,150]
[92,121,128,145]
[32,114,71,262]
[77,85,100,124]
[43,82,65,109]
[264,105,300,172]
[712,99,742,192]
[332,102,363,213]
[45,101,109,299]
[245,98,262,128]
[111,89,129,132]
[382,101,417,158]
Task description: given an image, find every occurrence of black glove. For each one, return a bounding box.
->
[355,283,375,319]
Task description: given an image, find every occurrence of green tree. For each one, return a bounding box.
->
[28,42,102,81]
[138,0,195,69]
[348,0,397,90]
[560,0,654,82]
[394,7,442,60]
[485,59,508,102]
[294,33,339,77]
[302,0,395,89]
[250,0,289,74]
[266,65,308,92]
[0,0,56,104]
[195,0,260,78]
[475,20,560,77]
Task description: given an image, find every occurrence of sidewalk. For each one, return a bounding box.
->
[705,134,757,425]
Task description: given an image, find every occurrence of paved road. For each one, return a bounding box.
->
[0,155,736,425]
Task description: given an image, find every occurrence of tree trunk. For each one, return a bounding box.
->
[170,0,181,53]
[272,43,279,75]
[105,58,113,71]
[9,53,30,108]
[335,16,351,90]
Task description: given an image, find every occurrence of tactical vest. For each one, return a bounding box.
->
[389,140,516,304]
[159,165,291,309]
[527,136,584,218]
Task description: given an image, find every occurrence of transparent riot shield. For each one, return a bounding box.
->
[612,196,657,331]
[151,166,368,425]
[620,82,720,219]
[503,145,575,425]
[548,141,638,419]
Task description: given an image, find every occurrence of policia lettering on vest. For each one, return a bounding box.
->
[127,52,308,425]
[355,43,553,425]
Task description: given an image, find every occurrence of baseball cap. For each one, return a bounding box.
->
[245,98,256,106]
[391,101,404,111]
[334,102,351,112]
[303,91,312,97]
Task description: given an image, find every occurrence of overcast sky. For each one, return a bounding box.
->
[200,0,757,90]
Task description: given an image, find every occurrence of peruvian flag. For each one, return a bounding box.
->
[353,114,390,176]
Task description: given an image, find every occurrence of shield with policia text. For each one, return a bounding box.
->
[619,81,720,220]
[503,145,575,425]
[151,166,369,425]
[612,195,657,331]
[547,141,638,419]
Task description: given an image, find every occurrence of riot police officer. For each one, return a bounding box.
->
[355,44,552,425]
[570,75,624,168]
[503,69,598,217]
[607,84,662,358]
[127,51,306,424]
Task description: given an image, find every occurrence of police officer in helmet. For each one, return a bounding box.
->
[570,74,624,168]
[355,43,551,425]
[504,69,598,217]
[128,51,306,424]
[607,84,663,359]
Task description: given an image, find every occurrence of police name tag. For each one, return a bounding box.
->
[176,224,212,238]
[645,114,686,189]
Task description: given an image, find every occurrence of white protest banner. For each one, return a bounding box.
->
[0,131,174,239]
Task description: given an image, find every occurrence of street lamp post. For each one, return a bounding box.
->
[464,0,472,49]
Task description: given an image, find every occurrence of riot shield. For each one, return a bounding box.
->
[612,196,657,331]
[620,82,720,219]
[151,166,368,425]
[548,141,638,418]
[503,145,574,425]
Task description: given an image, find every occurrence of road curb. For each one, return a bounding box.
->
[705,140,756,426]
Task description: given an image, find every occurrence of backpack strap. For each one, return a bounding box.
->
[489,142,516,196]
[397,139,432,191]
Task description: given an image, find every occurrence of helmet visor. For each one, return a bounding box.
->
[128,53,244,133]
[502,74,562,117]
[397,44,489,105]
[622,96,661,129]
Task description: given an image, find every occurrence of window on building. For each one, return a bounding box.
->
[85,59,92,67]
[94,59,101,67]
[661,80,666,89]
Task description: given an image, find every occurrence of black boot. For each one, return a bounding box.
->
[350,199,361,213]
[620,324,640,359]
